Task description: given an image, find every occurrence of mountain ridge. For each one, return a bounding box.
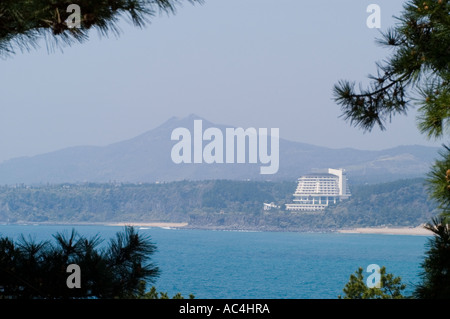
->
[0,114,439,185]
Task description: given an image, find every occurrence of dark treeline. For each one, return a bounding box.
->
[0,226,159,299]
[0,178,437,231]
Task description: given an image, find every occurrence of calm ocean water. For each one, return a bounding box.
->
[0,225,430,299]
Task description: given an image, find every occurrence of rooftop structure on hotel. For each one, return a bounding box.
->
[285,168,351,211]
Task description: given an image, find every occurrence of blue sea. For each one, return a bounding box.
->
[0,225,431,299]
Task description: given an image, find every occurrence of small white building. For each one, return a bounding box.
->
[285,168,351,211]
[263,202,280,210]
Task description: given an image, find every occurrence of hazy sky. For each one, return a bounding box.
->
[0,0,442,163]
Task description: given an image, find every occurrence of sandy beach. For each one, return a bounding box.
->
[105,222,434,235]
[19,221,437,235]
[105,222,188,228]
[338,225,433,236]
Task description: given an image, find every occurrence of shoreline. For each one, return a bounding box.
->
[337,225,433,236]
[0,221,189,229]
[0,221,434,235]
[105,222,189,228]
[107,223,434,236]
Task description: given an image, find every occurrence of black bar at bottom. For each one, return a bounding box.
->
[0,298,443,318]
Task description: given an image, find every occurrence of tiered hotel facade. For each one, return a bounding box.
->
[285,168,351,211]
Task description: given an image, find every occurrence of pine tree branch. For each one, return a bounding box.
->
[0,0,203,58]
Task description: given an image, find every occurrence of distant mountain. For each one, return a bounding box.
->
[0,114,439,185]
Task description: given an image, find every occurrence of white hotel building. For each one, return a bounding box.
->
[285,168,351,211]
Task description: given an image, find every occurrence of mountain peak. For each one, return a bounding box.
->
[158,113,207,127]
[0,114,440,185]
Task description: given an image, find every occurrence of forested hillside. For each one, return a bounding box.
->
[0,179,438,231]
